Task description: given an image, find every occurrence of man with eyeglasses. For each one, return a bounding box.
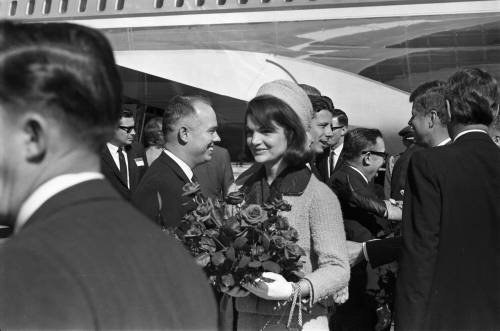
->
[328,128,402,331]
[100,108,148,200]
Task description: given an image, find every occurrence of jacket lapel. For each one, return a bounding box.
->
[158,152,191,184]
[101,147,128,187]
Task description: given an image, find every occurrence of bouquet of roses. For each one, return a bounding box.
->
[169,182,306,292]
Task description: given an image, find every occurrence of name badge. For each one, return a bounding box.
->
[134,158,145,167]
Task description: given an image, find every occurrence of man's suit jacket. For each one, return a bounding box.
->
[0,179,217,330]
[389,144,423,200]
[365,236,402,268]
[314,149,343,183]
[194,145,233,200]
[329,164,390,242]
[395,132,500,331]
[100,141,147,200]
[132,152,194,228]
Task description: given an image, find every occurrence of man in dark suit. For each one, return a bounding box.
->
[316,108,348,182]
[395,68,500,330]
[0,21,217,329]
[329,128,401,331]
[194,144,233,200]
[133,95,221,228]
[100,109,147,200]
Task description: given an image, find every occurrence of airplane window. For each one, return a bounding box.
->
[43,0,52,14]
[175,0,183,7]
[26,0,35,15]
[98,0,106,11]
[196,0,204,6]
[239,0,248,4]
[79,0,87,12]
[9,1,17,16]
[59,0,68,13]
[154,0,164,8]
[116,0,124,10]
[217,0,226,5]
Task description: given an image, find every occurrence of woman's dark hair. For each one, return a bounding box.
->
[144,117,165,147]
[245,95,311,167]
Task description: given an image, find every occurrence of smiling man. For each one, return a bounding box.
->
[100,109,147,200]
[132,95,221,227]
[308,95,335,181]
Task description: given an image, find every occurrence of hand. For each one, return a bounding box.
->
[242,272,293,301]
[333,286,349,304]
[384,200,402,221]
[346,176,387,217]
[221,285,250,298]
[346,240,365,266]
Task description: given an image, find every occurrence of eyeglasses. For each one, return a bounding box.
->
[362,150,388,159]
[119,126,135,134]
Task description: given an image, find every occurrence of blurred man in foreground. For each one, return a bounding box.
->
[0,21,217,329]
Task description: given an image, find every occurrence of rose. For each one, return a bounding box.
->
[182,182,201,196]
[225,191,245,205]
[273,198,292,212]
[240,204,266,225]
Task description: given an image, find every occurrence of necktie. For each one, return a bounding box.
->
[329,150,336,178]
[191,173,199,184]
[117,146,128,186]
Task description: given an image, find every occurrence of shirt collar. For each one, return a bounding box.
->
[454,129,488,142]
[16,172,104,232]
[106,142,120,153]
[436,137,452,146]
[348,165,369,184]
[163,149,194,181]
[333,143,343,155]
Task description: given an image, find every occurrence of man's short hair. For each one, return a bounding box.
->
[332,108,348,127]
[446,68,499,126]
[0,21,122,151]
[342,128,382,162]
[299,84,321,96]
[409,80,446,102]
[121,109,134,119]
[309,95,335,115]
[413,86,449,125]
[162,95,211,136]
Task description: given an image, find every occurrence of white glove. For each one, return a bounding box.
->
[242,272,294,301]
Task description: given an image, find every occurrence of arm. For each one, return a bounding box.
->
[395,153,442,330]
[304,183,350,303]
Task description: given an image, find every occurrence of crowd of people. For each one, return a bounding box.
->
[0,20,498,331]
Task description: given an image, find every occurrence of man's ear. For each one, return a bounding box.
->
[22,114,47,162]
[178,126,189,145]
[429,110,438,128]
[361,153,370,166]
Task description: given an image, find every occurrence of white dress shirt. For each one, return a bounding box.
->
[106,142,130,188]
